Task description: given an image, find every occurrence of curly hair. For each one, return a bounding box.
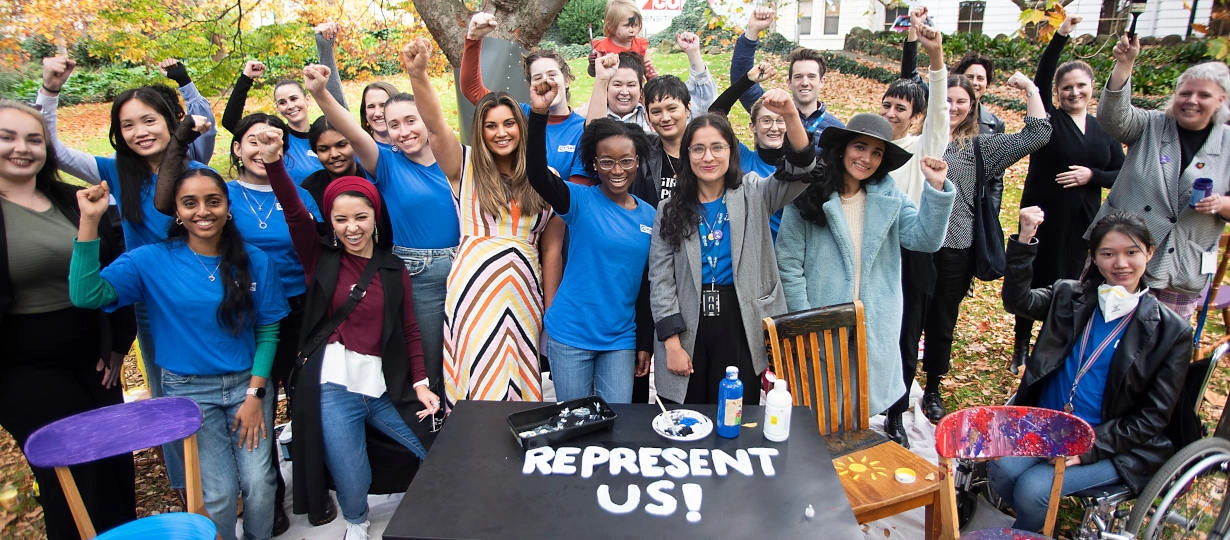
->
[658,114,743,249]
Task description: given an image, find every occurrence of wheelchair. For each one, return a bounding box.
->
[954,343,1230,539]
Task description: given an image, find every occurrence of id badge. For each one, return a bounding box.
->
[1203,250,1218,275]
[701,288,721,317]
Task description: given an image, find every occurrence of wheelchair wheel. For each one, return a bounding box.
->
[1124,437,1230,539]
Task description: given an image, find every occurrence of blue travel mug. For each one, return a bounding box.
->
[1190,178,1214,209]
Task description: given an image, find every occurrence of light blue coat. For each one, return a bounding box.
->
[776,176,956,415]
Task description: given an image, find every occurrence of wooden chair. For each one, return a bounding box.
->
[935,406,1095,539]
[24,397,209,539]
[763,301,944,539]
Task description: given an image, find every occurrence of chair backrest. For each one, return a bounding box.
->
[934,406,1095,460]
[763,301,869,434]
[936,406,1095,538]
[25,397,202,467]
[23,397,205,539]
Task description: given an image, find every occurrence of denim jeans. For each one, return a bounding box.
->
[319,382,428,524]
[136,302,186,489]
[161,369,276,540]
[393,246,455,399]
[988,456,1120,532]
[546,335,635,404]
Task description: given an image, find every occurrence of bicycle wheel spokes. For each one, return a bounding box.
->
[1140,454,1230,539]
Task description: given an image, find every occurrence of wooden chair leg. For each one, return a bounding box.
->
[1043,459,1068,538]
[183,434,207,517]
[924,493,939,540]
[937,458,959,540]
[54,466,97,539]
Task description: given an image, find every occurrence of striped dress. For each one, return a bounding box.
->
[443,147,552,409]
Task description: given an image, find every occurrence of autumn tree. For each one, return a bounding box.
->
[412,0,572,67]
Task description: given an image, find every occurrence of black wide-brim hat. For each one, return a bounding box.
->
[816,113,913,174]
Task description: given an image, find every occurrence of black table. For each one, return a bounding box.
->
[384,401,863,539]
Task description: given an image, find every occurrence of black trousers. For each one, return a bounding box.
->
[919,247,974,384]
[0,308,136,540]
[683,286,760,405]
[271,294,306,507]
[889,248,938,416]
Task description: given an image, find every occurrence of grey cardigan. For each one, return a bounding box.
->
[649,155,816,403]
[1089,77,1230,295]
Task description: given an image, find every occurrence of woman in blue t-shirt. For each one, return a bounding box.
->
[989,209,1191,533]
[70,169,289,540]
[303,64,460,403]
[526,79,656,403]
[37,57,213,495]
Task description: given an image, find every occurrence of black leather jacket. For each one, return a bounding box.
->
[1002,236,1192,494]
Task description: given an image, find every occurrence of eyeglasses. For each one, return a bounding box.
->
[756,117,787,128]
[688,143,730,156]
[595,157,638,171]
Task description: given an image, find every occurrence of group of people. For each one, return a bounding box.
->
[2,3,1229,537]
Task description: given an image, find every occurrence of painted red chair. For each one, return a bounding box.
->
[24,397,209,539]
[934,406,1095,539]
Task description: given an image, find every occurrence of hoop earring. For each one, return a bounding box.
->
[373,226,379,245]
[227,213,233,221]
[175,218,183,225]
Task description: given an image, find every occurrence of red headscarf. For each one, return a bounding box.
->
[322,176,382,218]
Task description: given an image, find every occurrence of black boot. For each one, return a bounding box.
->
[923,389,947,424]
[884,413,910,448]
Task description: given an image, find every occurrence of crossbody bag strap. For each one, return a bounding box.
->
[973,136,985,199]
[298,256,382,361]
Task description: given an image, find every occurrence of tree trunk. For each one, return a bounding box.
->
[414,0,570,68]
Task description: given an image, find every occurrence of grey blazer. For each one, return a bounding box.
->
[648,158,815,403]
[1089,77,1230,295]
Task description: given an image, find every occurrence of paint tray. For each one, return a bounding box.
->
[507,396,617,450]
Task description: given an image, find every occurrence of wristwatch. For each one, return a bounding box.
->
[246,386,266,399]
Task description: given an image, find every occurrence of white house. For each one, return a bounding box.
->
[706,0,1219,51]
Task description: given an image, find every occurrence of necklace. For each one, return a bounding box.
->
[192,251,221,282]
[698,192,728,246]
[239,185,276,230]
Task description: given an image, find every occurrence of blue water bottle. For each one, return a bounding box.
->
[716,366,743,438]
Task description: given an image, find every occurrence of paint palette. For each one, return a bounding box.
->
[652,409,713,442]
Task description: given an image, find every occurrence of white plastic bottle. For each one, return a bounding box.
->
[763,378,792,442]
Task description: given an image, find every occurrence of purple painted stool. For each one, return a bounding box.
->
[960,528,1051,540]
[935,406,1095,539]
[93,512,215,540]
[24,397,206,539]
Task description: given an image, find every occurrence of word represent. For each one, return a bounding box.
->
[522,445,780,523]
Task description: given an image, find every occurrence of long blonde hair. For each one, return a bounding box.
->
[469,92,547,218]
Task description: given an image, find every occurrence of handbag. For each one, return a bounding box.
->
[971,137,1007,281]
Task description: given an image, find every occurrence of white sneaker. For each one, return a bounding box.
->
[344,520,370,540]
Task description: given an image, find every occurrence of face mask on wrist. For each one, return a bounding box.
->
[1097,284,1148,322]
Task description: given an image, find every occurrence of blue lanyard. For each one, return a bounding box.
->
[698,195,728,285]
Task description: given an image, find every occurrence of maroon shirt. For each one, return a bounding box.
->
[268,160,426,383]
